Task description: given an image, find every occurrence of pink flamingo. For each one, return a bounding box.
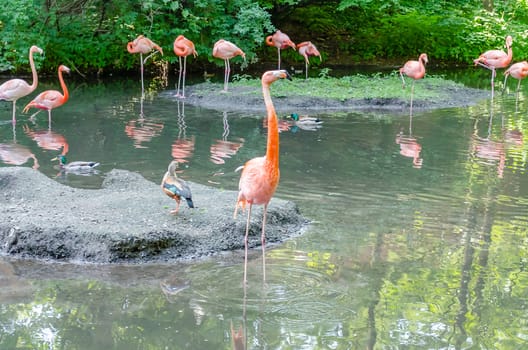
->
[0,46,43,124]
[23,65,70,128]
[127,35,163,98]
[234,70,291,284]
[212,39,246,92]
[297,41,321,79]
[173,35,197,98]
[503,61,528,92]
[399,53,428,111]
[474,35,513,96]
[265,30,296,70]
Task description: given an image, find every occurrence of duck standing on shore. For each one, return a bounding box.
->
[161,160,194,214]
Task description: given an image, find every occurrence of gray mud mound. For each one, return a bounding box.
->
[0,167,308,263]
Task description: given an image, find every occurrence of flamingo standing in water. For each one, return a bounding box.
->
[127,35,163,98]
[474,35,513,97]
[173,35,197,98]
[0,45,43,124]
[234,70,291,284]
[297,41,321,79]
[212,39,246,92]
[503,61,528,92]
[23,65,70,128]
[265,30,296,70]
[399,53,428,112]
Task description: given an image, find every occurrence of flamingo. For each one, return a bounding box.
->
[265,30,296,70]
[399,53,428,112]
[23,65,70,128]
[161,160,194,214]
[127,35,163,98]
[0,45,43,124]
[234,70,291,284]
[296,41,321,79]
[212,39,246,92]
[173,35,197,98]
[503,61,528,92]
[474,35,513,97]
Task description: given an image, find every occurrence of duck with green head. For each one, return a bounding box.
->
[289,113,323,131]
[52,154,100,173]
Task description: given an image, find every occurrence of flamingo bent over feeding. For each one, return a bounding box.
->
[296,41,321,79]
[127,35,163,98]
[234,70,291,284]
[399,53,428,112]
[22,65,70,128]
[0,45,43,124]
[503,61,528,92]
[173,35,197,98]
[265,30,296,70]
[474,35,513,97]
[212,39,246,92]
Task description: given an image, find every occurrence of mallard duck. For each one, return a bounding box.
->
[52,154,99,173]
[161,160,194,214]
[289,113,323,131]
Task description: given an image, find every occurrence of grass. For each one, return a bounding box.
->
[229,73,465,101]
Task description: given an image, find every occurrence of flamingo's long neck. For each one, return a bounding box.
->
[29,49,38,92]
[506,42,513,63]
[58,69,69,104]
[263,82,279,167]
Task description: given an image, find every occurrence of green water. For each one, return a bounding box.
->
[1,72,528,349]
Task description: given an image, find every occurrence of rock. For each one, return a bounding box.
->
[0,167,309,263]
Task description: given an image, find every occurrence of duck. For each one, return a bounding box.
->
[52,154,100,174]
[161,160,194,214]
[288,113,323,131]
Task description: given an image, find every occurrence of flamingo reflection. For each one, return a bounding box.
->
[395,114,423,168]
[124,102,164,149]
[0,143,39,169]
[210,112,245,165]
[469,106,509,178]
[171,100,195,162]
[23,125,69,155]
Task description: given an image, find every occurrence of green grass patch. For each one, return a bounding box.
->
[230,73,464,101]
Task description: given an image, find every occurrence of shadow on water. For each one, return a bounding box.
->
[1,70,528,348]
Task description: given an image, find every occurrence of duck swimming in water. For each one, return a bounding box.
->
[52,154,100,174]
[289,113,323,131]
[161,160,194,214]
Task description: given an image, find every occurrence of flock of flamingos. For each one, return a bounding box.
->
[0,31,526,284]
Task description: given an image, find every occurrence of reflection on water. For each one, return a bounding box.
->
[1,76,528,349]
[210,112,245,165]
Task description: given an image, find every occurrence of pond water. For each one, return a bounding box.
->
[1,69,528,349]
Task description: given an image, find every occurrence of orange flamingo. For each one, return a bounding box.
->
[474,35,513,96]
[234,70,291,284]
[213,39,246,92]
[399,53,428,111]
[23,65,70,128]
[503,61,528,92]
[173,35,197,98]
[265,30,296,70]
[0,45,43,124]
[297,41,321,79]
[127,35,163,98]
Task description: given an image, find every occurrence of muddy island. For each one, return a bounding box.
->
[0,167,308,264]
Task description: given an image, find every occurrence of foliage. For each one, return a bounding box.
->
[2,0,528,74]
